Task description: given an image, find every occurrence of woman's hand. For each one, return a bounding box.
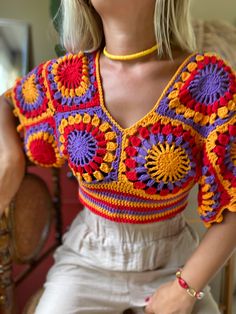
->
[145,279,196,314]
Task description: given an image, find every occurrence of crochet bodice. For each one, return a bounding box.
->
[6,51,236,227]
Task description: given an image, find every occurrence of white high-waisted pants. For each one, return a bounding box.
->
[35,207,221,314]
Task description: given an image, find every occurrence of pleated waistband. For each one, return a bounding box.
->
[79,206,187,243]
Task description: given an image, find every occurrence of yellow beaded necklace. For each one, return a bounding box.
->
[103,44,158,61]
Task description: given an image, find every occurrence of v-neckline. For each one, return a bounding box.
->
[95,50,197,133]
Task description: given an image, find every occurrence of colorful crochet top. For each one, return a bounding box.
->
[5,51,236,228]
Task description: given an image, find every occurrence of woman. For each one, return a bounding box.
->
[1,0,236,313]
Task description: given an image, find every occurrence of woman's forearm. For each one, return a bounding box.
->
[145,211,236,312]
[174,210,236,293]
[0,94,24,157]
[145,213,236,313]
[0,94,25,214]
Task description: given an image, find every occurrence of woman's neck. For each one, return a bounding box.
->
[95,2,157,56]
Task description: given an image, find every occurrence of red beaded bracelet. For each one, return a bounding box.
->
[175,269,205,300]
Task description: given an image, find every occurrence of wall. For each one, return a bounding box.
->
[0,0,235,67]
[192,0,236,24]
[0,0,56,66]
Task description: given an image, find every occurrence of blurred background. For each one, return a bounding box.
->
[0,0,236,313]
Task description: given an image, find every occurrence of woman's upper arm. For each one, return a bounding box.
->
[1,61,66,168]
[197,54,236,228]
[0,93,24,161]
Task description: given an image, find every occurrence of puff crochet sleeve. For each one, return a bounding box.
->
[4,61,65,168]
[195,54,236,227]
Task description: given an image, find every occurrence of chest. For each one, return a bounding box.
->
[98,58,183,130]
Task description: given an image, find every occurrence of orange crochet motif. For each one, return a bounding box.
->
[5,51,236,227]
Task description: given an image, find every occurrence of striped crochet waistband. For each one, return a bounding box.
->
[78,184,189,224]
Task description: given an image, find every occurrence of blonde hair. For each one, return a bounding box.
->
[61,0,196,58]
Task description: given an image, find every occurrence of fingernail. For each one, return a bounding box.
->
[145,297,150,302]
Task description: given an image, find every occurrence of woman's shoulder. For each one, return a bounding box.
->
[13,50,96,92]
[168,50,236,137]
[187,51,236,114]
[7,50,97,121]
[47,50,96,70]
[182,49,235,68]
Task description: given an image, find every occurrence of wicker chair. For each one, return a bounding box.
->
[193,19,236,68]
[0,166,62,314]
